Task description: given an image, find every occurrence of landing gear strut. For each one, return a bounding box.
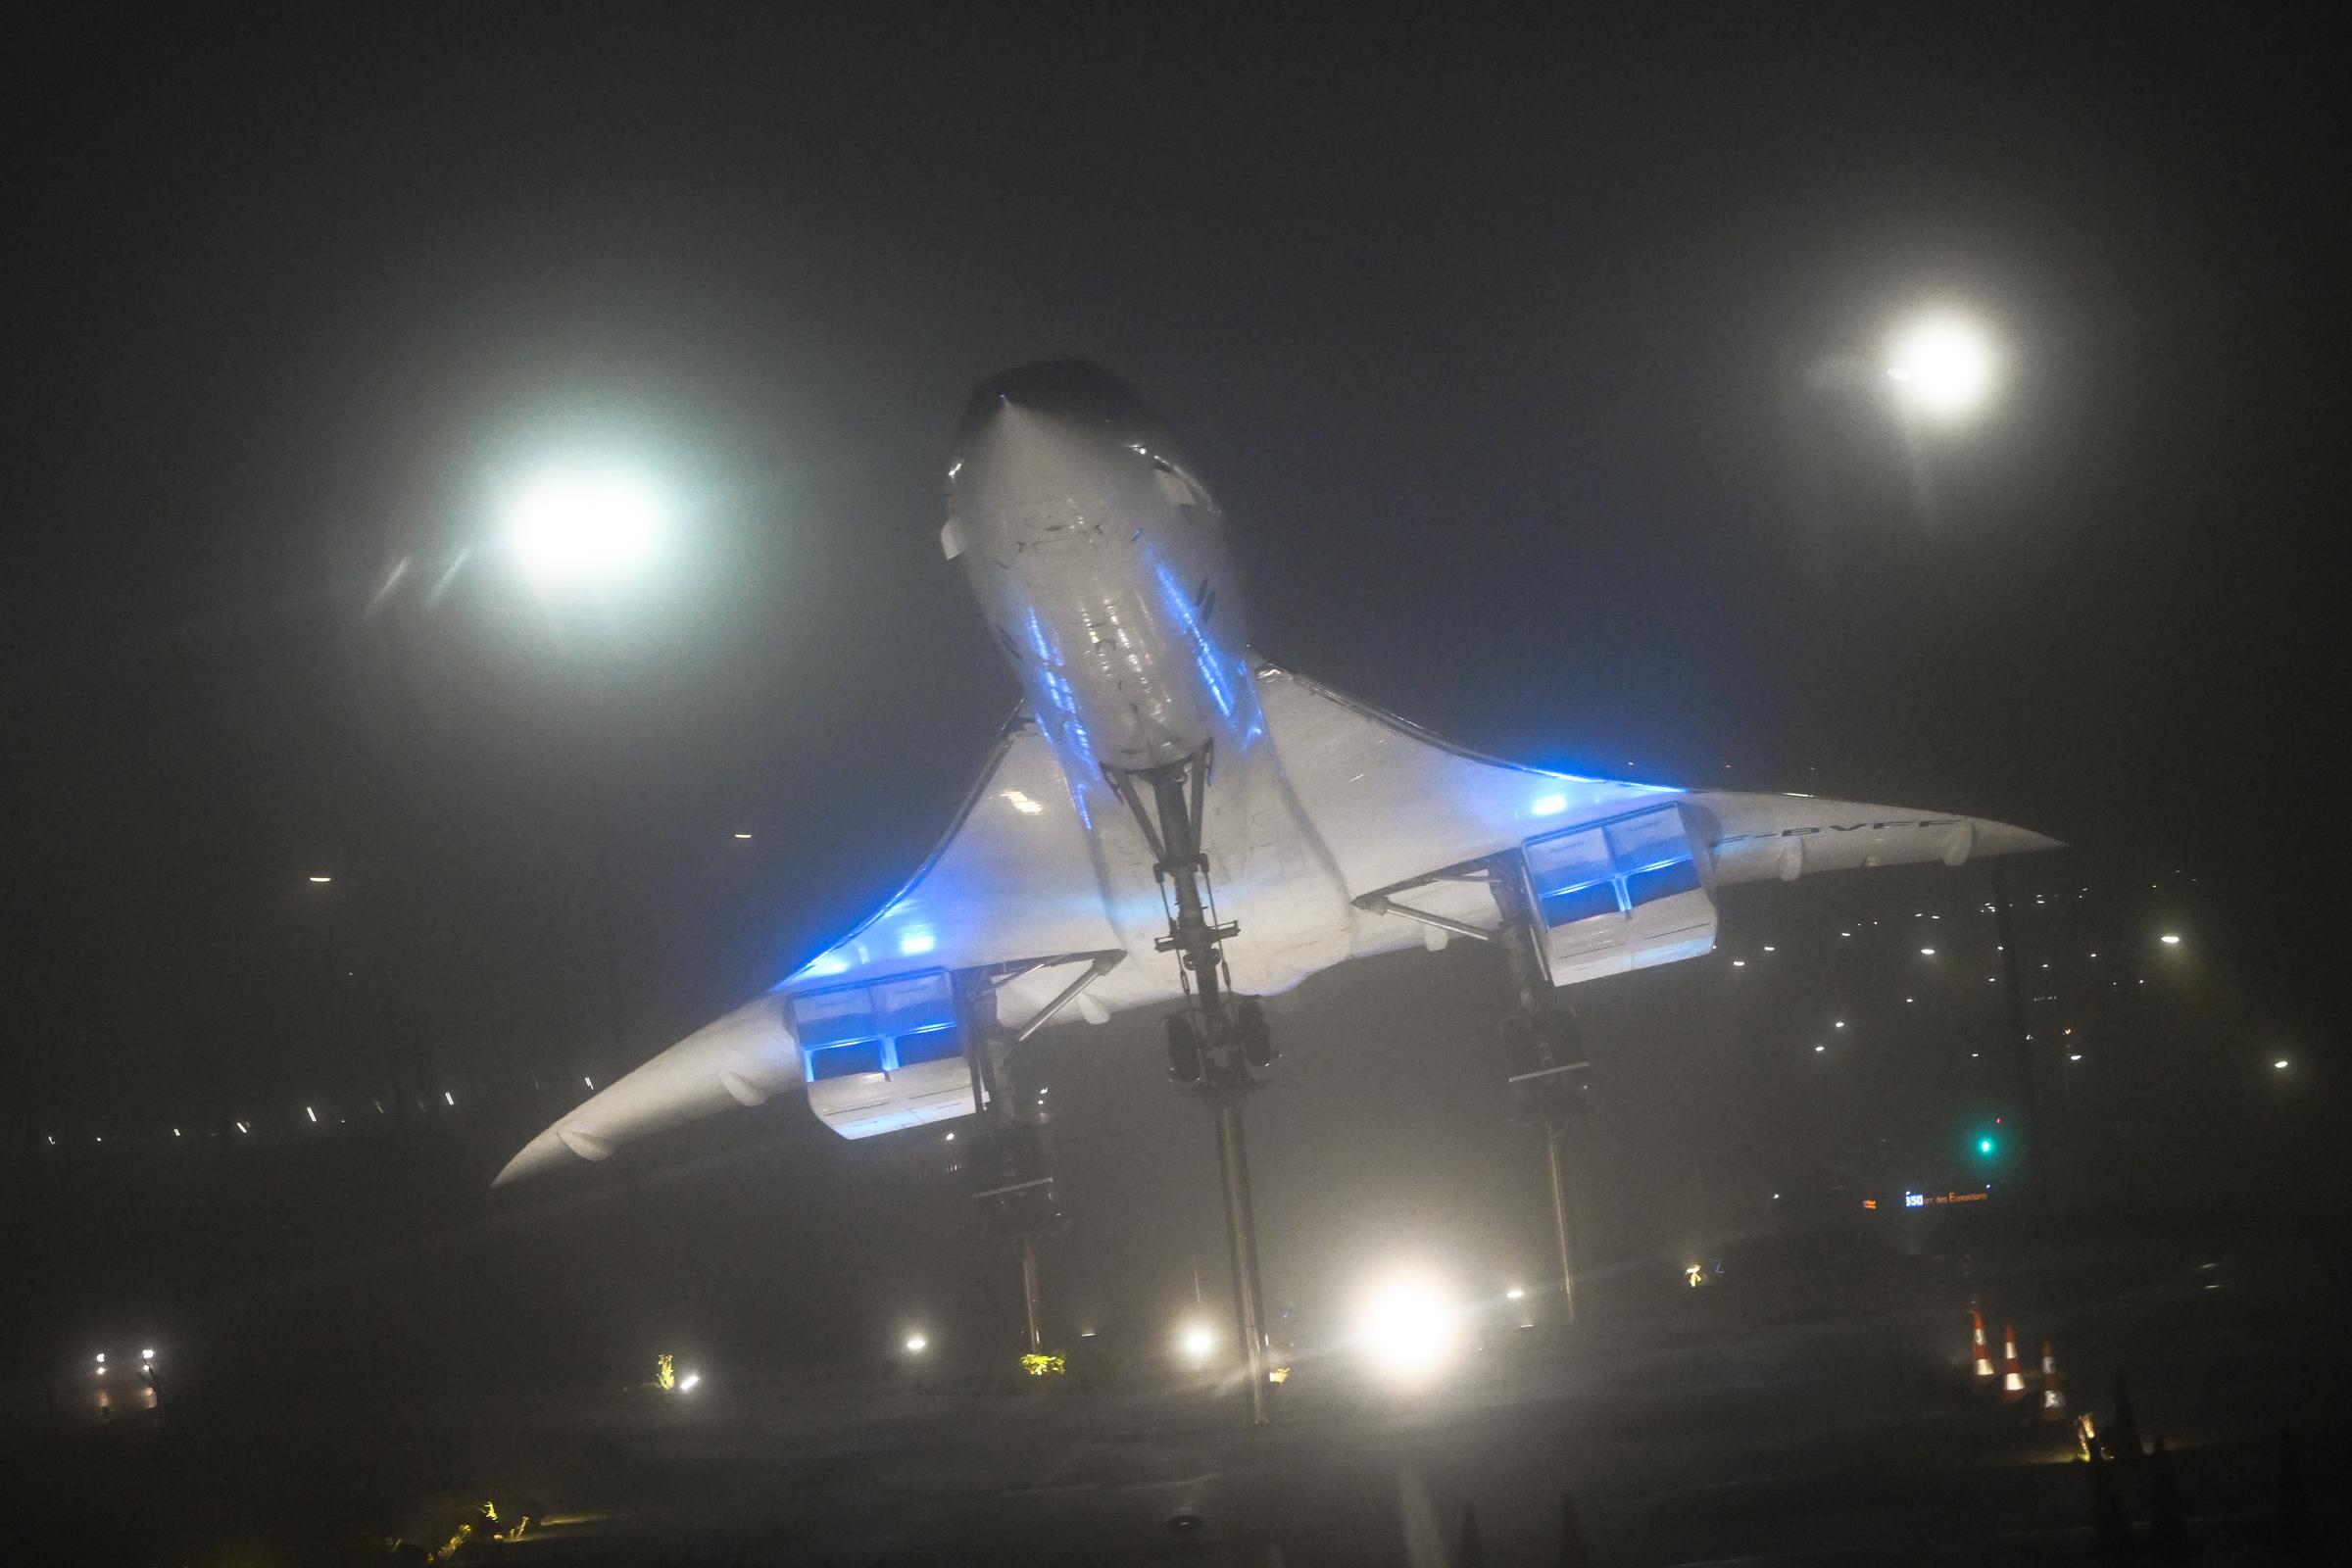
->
[1113,751,1279,1426]
[956,973,1063,1354]
[1489,855,1591,1328]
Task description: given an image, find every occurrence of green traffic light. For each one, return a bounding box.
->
[1977,1135,1997,1157]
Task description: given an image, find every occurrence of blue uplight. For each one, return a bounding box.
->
[898,931,937,956]
[1532,793,1569,816]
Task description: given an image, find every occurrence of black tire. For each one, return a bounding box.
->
[1236,997,1276,1067]
[1164,1011,1203,1084]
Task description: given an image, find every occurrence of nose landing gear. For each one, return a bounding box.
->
[1111,752,1280,1425]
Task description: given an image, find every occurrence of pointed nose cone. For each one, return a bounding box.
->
[956,360,1162,441]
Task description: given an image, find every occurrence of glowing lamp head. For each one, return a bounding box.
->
[2160,933,2182,946]
[502,468,666,590]
[1178,1323,1215,1363]
[903,1333,928,1355]
[1885,316,1995,419]
[1352,1271,1462,1385]
[677,1372,700,1391]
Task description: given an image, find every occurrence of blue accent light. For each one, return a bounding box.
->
[898,931,937,956]
[1625,858,1703,906]
[1532,793,1569,816]
[1540,879,1621,926]
[802,954,850,978]
[1152,562,1241,721]
[1524,802,1705,929]
[891,1023,961,1067]
[1024,606,1060,668]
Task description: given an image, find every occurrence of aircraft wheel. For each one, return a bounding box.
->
[1165,1011,1204,1084]
[1236,997,1276,1068]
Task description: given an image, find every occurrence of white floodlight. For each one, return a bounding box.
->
[1352,1271,1461,1385]
[1886,316,1996,418]
[502,468,666,589]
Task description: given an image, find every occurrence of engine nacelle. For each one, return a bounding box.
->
[1520,802,1718,986]
[786,969,984,1139]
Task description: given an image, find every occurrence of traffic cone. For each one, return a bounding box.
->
[1971,1308,1995,1384]
[2001,1324,2028,1404]
[2039,1339,2068,1421]
[2149,1435,2194,1560]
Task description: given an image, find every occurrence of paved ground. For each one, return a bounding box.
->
[20,1212,2346,1564]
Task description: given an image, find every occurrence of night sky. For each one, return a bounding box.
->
[12,9,2342,1169]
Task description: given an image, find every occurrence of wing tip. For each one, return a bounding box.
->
[491,1128,574,1189]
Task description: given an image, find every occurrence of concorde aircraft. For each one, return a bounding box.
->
[497,360,2057,1187]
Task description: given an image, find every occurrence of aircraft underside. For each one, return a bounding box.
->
[495,361,2062,1427]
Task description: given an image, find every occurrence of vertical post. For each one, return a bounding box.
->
[1018,1234,1045,1353]
[1490,853,1581,1329]
[1989,863,2050,1205]
[1544,1120,1577,1326]
[1214,1096,1272,1426]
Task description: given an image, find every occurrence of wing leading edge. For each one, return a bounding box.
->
[495,708,1120,1185]
[497,666,2064,1185]
[1250,663,2063,985]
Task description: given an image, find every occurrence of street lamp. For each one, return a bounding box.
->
[1885,315,1996,420]
[500,468,667,591]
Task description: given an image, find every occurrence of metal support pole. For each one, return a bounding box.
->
[1018,1233,1045,1353]
[1488,852,1582,1328]
[1544,1119,1577,1326]
[1214,1095,1271,1426]
[1989,862,2050,1205]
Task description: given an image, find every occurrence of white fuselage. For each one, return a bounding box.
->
[954,395,1253,773]
[950,370,1354,993]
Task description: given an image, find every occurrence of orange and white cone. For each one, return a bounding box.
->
[1972,1309,1996,1384]
[2001,1324,2028,1404]
[2039,1340,2068,1421]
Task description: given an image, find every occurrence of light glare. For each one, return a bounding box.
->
[503,469,666,589]
[1886,316,1995,418]
[1353,1272,1461,1384]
